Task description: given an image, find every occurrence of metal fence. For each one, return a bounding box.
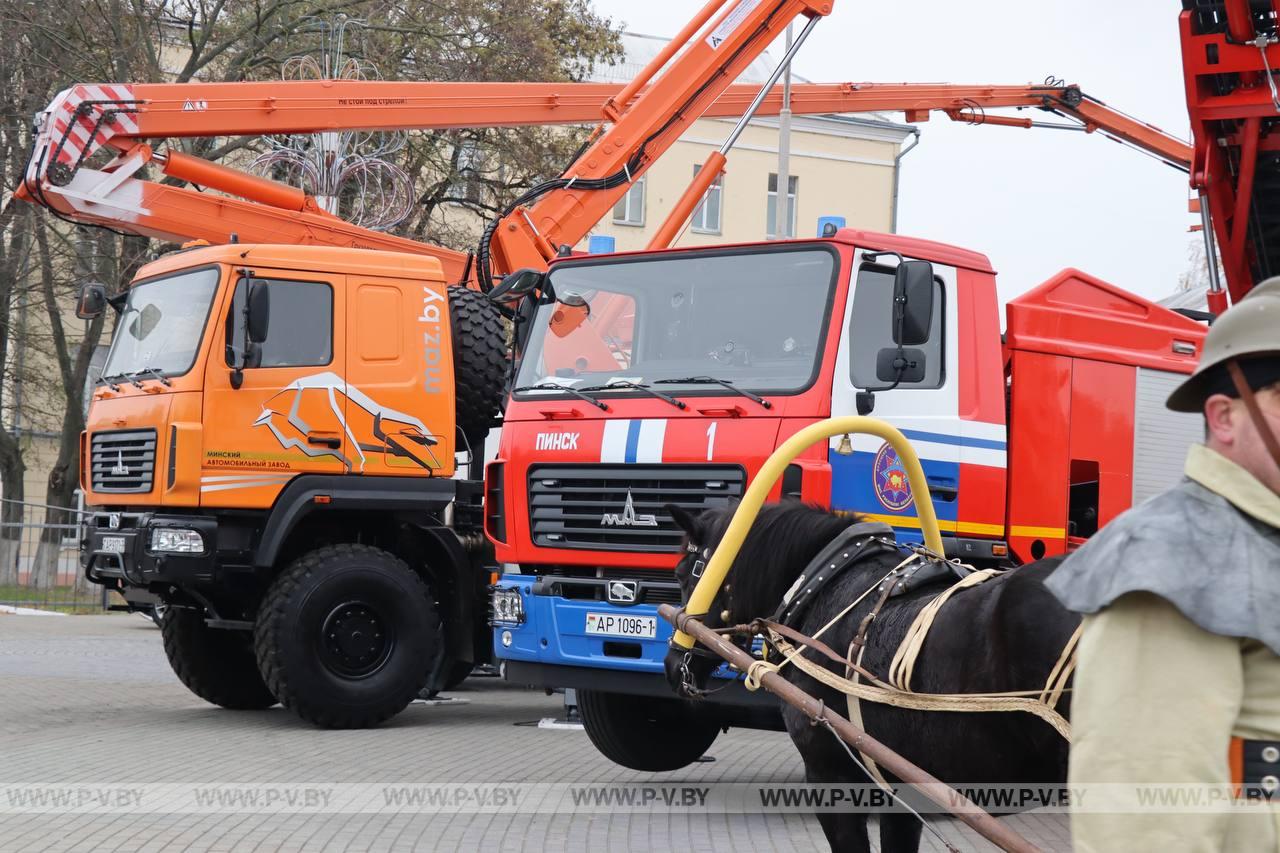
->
[0,495,111,613]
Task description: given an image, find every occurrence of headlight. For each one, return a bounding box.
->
[150,528,205,554]
[490,588,524,625]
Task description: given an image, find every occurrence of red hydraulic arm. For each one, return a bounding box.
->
[1179,1,1280,310]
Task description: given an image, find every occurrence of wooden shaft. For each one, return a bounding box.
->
[660,604,1042,853]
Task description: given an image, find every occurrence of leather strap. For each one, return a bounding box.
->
[1228,360,1280,470]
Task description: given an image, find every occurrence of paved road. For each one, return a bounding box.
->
[0,614,1070,852]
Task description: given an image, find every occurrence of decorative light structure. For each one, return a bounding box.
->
[249,16,414,231]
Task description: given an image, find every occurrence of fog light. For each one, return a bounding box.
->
[150,528,204,554]
[490,588,525,625]
[501,630,513,648]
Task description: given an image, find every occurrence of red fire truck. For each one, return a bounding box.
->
[486,1,1270,770]
[486,233,1209,769]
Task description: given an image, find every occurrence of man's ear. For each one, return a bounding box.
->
[1204,393,1237,447]
[666,504,700,538]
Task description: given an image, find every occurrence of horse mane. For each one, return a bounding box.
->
[699,500,855,622]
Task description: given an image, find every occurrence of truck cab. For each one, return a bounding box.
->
[488,228,1206,770]
[81,243,506,728]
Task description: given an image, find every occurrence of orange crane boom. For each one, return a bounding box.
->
[17,1,1188,286]
[18,80,1189,282]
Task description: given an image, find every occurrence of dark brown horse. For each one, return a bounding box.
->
[665,501,1077,853]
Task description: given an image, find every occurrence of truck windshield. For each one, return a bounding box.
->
[514,246,837,396]
[101,267,220,380]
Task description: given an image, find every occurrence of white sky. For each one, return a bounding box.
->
[587,1,1196,305]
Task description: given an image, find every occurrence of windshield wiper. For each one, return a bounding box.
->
[107,371,145,389]
[97,373,126,391]
[580,381,687,410]
[131,367,172,387]
[513,383,609,411]
[655,376,772,409]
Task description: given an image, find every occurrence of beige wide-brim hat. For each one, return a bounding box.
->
[1167,277,1280,412]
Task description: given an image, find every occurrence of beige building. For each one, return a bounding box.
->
[582,32,916,253]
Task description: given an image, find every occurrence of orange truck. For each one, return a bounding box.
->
[74,243,505,727]
[20,0,1195,729]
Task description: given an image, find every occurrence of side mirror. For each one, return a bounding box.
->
[76,282,108,320]
[489,268,545,304]
[246,282,270,344]
[892,260,935,346]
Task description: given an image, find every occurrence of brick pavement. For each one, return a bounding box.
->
[0,614,1070,852]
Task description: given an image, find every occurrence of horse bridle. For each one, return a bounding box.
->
[671,541,749,698]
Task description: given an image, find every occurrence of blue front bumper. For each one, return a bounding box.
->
[491,575,672,675]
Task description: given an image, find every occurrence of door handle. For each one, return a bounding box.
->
[926,479,958,502]
[307,433,341,449]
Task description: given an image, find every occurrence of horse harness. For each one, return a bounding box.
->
[747,522,1082,742]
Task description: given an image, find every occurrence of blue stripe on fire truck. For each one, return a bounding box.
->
[601,419,667,463]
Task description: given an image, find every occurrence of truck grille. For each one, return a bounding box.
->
[527,464,746,552]
[90,429,157,493]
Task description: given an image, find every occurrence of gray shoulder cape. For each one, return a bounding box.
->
[1044,478,1280,655]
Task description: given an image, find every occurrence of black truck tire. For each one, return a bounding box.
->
[254,544,441,729]
[577,689,720,772]
[160,608,277,710]
[449,285,506,439]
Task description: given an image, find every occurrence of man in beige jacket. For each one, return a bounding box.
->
[1045,281,1280,852]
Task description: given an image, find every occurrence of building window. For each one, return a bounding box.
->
[612,176,646,226]
[690,165,723,234]
[766,173,798,239]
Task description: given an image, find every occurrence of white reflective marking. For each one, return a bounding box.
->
[636,419,667,463]
[199,479,292,494]
[601,419,629,463]
[200,474,295,483]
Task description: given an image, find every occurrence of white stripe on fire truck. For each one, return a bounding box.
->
[600,419,667,464]
[836,431,1007,469]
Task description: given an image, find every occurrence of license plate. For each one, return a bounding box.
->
[585,612,656,639]
[101,536,126,554]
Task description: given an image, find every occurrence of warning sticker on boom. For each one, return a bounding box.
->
[706,0,764,49]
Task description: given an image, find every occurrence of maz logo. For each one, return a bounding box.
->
[600,490,658,528]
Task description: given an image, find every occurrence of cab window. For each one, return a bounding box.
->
[848,264,944,390]
[225,278,333,368]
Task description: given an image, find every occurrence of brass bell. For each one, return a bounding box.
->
[835,434,854,456]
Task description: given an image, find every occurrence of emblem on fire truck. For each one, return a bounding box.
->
[872,442,914,512]
[600,490,658,527]
[110,451,130,477]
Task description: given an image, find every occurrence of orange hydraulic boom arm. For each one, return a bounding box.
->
[19,0,842,283]
[18,48,1187,283]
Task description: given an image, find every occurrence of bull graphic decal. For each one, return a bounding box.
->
[254,371,441,472]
